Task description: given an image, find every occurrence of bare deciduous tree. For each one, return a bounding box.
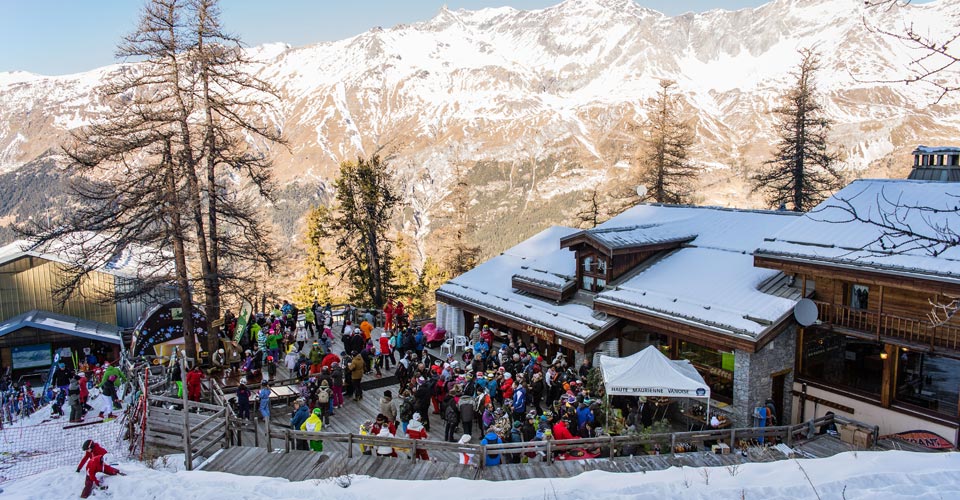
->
[864,0,960,102]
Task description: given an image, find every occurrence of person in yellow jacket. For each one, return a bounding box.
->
[359,419,374,455]
[300,408,324,451]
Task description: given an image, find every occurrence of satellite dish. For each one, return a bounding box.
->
[794,298,818,327]
[636,185,648,198]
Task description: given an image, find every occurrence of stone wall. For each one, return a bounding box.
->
[731,325,797,427]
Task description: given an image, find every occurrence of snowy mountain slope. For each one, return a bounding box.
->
[0,0,958,249]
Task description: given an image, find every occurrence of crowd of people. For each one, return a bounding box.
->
[248,305,609,466]
[176,298,607,467]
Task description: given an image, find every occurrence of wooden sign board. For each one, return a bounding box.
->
[520,323,556,343]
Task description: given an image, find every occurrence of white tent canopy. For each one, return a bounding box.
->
[599,345,711,399]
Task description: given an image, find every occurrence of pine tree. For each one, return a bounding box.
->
[751,48,844,212]
[293,205,332,307]
[322,155,400,309]
[414,257,448,320]
[440,164,481,277]
[392,233,419,309]
[636,80,698,205]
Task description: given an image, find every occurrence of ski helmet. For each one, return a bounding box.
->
[81,439,93,451]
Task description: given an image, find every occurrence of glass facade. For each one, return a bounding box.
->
[896,351,960,418]
[800,329,883,396]
[679,340,735,402]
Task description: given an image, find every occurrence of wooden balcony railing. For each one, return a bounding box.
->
[814,301,960,351]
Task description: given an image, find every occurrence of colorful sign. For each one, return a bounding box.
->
[884,430,955,450]
[233,300,252,342]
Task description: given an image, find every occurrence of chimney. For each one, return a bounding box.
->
[909,145,960,182]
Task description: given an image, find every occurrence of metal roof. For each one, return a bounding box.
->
[0,309,122,345]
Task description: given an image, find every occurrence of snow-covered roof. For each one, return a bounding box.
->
[439,204,801,344]
[588,204,801,339]
[756,179,960,281]
[595,248,797,338]
[562,223,697,254]
[438,226,616,343]
[0,235,172,280]
[0,309,122,345]
[913,145,960,155]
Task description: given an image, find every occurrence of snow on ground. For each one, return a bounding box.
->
[2,450,959,499]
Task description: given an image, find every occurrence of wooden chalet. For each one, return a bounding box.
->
[436,204,805,427]
[756,178,960,445]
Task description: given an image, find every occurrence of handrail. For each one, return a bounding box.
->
[815,300,960,350]
[267,414,851,460]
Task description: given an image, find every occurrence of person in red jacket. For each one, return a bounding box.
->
[552,418,576,441]
[77,372,90,415]
[78,440,124,498]
[405,412,430,460]
[186,366,204,402]
[383,298,394,331]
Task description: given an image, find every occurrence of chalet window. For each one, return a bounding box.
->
[579,253,608,292]
[895,351,960,418]
[582,276,594,290]
[799,330,882,396]
[847,284,869,310]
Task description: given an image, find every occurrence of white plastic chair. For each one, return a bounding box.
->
[440,338,454,357]
[454,335,468,353]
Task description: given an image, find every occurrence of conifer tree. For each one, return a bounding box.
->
[636,80,698,205]
[751,48,844,212]
[414,257,448,320]
[392,233,419,309]
[322,155,399,308]
[440,164,481,277]
[293,205,332,307]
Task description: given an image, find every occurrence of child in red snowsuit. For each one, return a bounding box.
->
[78,439,123,498]
[186,367,204,402]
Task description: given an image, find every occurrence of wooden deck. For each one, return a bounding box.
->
[199,433,886,482]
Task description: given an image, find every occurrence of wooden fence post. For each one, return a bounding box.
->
[264,416,272,451]
[670,433,676,457]
[546,440,553,463]
[284,430,290,453]
[347,434,354,458]
[181,356,192,471]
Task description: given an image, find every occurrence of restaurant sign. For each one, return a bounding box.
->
[520,323,556,343]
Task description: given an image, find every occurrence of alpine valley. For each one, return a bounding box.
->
[1,0,958,258]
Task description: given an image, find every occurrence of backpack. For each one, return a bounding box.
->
[396,362,408,380]
[399,399,414,422]
[318,388,330,404]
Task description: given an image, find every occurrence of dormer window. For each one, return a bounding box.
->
[580,253,608,292]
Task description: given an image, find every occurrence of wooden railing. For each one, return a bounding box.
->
[265,414,879,469]
[815,301,960,351]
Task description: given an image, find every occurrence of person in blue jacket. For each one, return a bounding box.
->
[512,382,527,422]
[480,427,503,466]
[258,382,272,420]
[290,399,311,450]
[576,402,595,437]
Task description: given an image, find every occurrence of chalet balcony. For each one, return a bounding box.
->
[813,301,960,353]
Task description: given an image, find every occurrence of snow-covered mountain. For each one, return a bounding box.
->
[1,0,959,250]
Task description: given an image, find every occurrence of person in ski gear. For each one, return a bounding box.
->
[78,440,124,498]
[258,382,272,419]
[300,408,324,451]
